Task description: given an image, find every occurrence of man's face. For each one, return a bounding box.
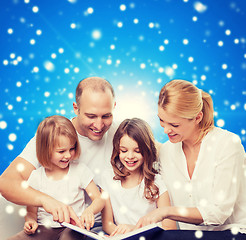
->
[73,88,115,141]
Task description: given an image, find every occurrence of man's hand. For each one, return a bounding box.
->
[24,220,38,235]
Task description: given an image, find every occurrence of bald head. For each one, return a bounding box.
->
[75,77,115,107]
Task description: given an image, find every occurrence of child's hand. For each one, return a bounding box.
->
[110,224,134,236]
[80,208,95,230]
[24,220,38,235]
[41,195,82,228]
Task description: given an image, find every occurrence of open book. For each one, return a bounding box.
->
[61,222,164,240]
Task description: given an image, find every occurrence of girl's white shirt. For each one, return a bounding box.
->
[160,127,246,232]
[19,121,119,186]
[27,162,94,228]
[100,168,167,225]
[19,121,119,223]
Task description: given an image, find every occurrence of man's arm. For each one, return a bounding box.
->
[0,157,37,205]
[0,157,82,226]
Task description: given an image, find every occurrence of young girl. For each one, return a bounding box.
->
[9,115,105,240]
[100,118,176,236]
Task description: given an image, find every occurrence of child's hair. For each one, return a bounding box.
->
[36,115,81,169]
[111,118,159,202]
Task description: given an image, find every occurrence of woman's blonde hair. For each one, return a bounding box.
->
[36,115,81,169]
[111,118,159,202]
[158,79,214,143]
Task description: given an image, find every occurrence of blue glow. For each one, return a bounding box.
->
[0,0,245,174]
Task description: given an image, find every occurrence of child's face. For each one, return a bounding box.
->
[50,136,76,170]
[119,134,144,174]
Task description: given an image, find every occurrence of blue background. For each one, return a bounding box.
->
[1,0,246,174]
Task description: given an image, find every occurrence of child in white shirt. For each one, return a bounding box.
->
[100,118,176,237]
[9,115,105,240]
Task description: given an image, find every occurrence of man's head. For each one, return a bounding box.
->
[73,77,116,141]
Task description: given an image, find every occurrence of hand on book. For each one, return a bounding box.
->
[135,208,165,229]
[110,224,135,236]
[80,208,95,230]
[41,194,82,228]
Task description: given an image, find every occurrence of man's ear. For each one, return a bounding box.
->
[195,111,203,124]
[73,102,79,115]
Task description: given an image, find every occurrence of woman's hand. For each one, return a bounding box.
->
[24,220,38,235]
[80,208,95,230]
[135,208,166,229]
[110,224,135,236]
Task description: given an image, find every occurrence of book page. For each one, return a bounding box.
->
[61,222,163,240]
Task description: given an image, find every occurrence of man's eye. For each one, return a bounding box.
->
[102,115,111,119]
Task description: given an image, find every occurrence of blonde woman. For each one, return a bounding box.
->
[136,80,246,237]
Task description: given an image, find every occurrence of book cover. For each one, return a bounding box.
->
[61,222,164,240]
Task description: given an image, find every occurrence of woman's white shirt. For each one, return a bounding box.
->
[160,127,246,231]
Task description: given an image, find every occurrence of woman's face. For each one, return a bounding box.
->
[158,106,200,144]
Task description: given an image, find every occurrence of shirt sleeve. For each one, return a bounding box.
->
[18,135,40,169]
[27,169,41,190]
[98,169,110,191]
[198,134,245,226]
[77,163,95,189]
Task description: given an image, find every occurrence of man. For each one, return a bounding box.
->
[0,77,117,230]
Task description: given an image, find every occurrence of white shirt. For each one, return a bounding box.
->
[160,127,246,231]
[19,120,119,222]
[100,168,167,225]
[28,162,94,228]
[19,121,119,186]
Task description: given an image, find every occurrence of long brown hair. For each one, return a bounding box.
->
[111,118,159,202]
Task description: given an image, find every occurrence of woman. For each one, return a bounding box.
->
[136,79,246,234]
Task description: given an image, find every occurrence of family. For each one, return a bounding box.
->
[0,77,245,239]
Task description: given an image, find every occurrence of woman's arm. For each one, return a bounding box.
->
[198,139,245,225]
[135,206,203,229]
